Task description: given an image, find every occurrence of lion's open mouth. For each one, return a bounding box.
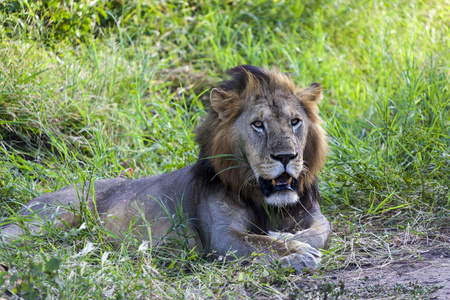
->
[259,172,298,197]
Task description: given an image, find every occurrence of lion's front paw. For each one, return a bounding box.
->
[280,241,322,272]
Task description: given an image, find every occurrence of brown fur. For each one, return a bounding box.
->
[296,84,328,188]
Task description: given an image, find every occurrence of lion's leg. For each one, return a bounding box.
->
[207,227,321,272]
[0,178,127,241]
[267,210,330,272]
[269,211,330,249]
[1,189,83,241]
[234,229,322,271]
[201,197,324,271]
[1,209,78,238]
[295,212,330,248]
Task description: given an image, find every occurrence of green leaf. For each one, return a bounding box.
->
[238,272,244,281]
[167,260,177,270]
[0,271,7,286]
[45,258,60,274]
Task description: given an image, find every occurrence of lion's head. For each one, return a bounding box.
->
[196,65,327,207]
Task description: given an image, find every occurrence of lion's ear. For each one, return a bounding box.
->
[210,88,238,121]
[297,82,323,103]
[296,83,323,121]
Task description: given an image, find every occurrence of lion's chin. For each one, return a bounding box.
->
[264,191,299,206]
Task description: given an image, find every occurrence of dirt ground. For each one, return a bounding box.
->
[315,246,450,299]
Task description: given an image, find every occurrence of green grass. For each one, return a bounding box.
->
[1,0,449,298]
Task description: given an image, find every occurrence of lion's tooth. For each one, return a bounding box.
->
[286,177,292,185]
[272,179,277,186]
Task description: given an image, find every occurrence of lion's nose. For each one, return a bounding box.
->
[270,153,298,167]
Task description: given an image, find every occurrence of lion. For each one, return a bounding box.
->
[1,65,330,272]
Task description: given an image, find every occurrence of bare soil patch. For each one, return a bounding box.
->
[288,212,450,299]
[321,246,450,299]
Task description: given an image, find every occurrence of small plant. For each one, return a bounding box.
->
[0,0,122,44]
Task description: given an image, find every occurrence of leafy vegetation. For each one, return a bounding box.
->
[0,0,449,298]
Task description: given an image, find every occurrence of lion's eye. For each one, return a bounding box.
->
[252,121,264,130]
[291,118,302,126]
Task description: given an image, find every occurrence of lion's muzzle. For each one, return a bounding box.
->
[259,172,298,197]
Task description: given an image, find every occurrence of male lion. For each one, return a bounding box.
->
[1,65,330,272]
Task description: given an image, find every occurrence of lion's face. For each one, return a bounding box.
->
[197,66,327,207]
[235,89,311,206]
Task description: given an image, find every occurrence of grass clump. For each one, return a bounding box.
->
[0,0,449,299]
[0,0,121,44]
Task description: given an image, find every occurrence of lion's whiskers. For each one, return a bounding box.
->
[237,172,258,202]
